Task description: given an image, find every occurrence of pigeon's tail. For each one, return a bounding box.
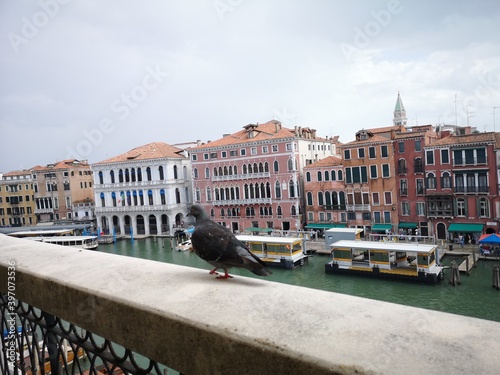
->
[250,266,272,276]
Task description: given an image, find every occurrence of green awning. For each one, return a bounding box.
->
[398,222,418,229]
[305,223,347,229]
[245,227,273,233]
[448,223,484,233]
[371,224,393,232]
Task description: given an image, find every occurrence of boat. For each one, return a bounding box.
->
[235,234,309,269]
[28,235,99,250]
[325,240,444,284]
[175,239,192,251]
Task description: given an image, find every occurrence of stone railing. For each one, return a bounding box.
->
[1,235,499,374]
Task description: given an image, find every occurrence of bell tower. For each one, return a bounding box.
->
[393,91,407,126]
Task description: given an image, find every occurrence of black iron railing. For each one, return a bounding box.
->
[0,294,167,375]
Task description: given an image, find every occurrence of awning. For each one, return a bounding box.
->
[398,222,418,229]
[245,227,273,233]
[305,223,347,229]
[371,223,393,232]
[448,223,484,233]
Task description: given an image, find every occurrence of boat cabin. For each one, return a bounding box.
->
[235,235,308,269]
[325,240,443,284]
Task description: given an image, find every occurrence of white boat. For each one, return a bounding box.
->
[235,235,309,269]
[29,235,99,250]
[325,240,444,284]
[175,239,192,252]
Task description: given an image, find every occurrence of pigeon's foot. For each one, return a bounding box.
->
[209,268,219,275]
[216,269,233,279]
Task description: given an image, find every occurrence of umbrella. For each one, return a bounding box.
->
[478,233,500,244]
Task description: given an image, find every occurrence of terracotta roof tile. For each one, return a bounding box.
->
[427,132,497,147]
[341,134,390,147]
[3,169,32,177]
[30,159,90,171]
[303,156,343,169]
[94,142,185,164]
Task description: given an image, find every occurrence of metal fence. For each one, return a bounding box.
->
[0,294,169,375]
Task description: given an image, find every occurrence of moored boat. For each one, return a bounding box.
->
[175,239,192,252]
[28,235,99,250]
[325,240,444,284]
[235,234,308,269]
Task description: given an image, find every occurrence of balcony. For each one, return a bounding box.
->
[454,186,489,194]
[397,167,407,175]
[34,207,54,214]
[212,172,271,182]
[414,166,424,174]
[399,189,408,197]
[212,198,272,206]
[346,204,371,211]
[1,236,499,374]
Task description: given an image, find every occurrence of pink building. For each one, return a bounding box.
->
[189,120,340,232]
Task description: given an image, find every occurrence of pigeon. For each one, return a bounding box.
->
[187,205,272,279]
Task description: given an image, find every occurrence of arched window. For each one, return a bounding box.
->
[173,165,178,179]
[325,191,332,206]
[175,188,181,203]
[264,162,269,172]
[137,168,142,182]
[426,172,436,189]
[110,170,115,183]
[139,190,145,205]
[100,192,105,207]
[118,169,124,183]
[317,171,322,182]
[195,187,201,202]
[273,160,279,173]
[324,171,330,181]
[306,172,311,182]
[338,170,343,180]
[111,192,117,206]
[213,167,218,177]
[277,205,283,217]
[206,187,212,201]
[146,167,152,181]
[243,165,247,174]
[125,169,130,183]
[291,205,297,216]
[159,166,164,180]
[193,168,199,179]
[148,189,153,205]
[331,170,336,181]
[318,192,324,206]
[98,171,104,184]
[289,180,295,198]
[479,197,490,217]
[288,158,294,171]
[275,181,281,199]
[307,192,313,206]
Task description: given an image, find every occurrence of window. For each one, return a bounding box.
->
[414,158,423,173]
[441,172,452,189]
[402,202,410,215]
[479,198,490,217]
[344,149,351,160]
[456,198,466,217]
[383,211,391,223]
[426,150,434,165]
[369,165,377,179]
[381,145,388,158]
[307,192,313,205]
[240,149,246,156]
[262,146,268,153]
[221,151,227,158]
[373,211,381,223]
[400,179,408,195]
[274,160,279,173]
[441,149,449,164]
[372,192,380,205]
[415,140,421,152]
[369,146,376,159]
[382,164,390,178]
[426,173,436,189]
[416,202,425,216]
[308,212,314,221]
[272,145,278,152]
[203,153,209,160]
[398,142,405,153]
[286,143,292,151]
[384,192,392,205]
[230,150,237,157]
[477,148,486,163]
[251,147,257,155]
[358,148,365,158]
[317,171,322,182]
[306,172,311,182]
[210,152,217,159]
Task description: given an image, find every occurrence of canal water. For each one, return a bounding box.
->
[100,237,500,323]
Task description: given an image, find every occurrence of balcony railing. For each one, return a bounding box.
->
[414,166,424,173]
[453,186,489,194]
[212,172,271,182]
[212,198,272,206]
[1,236,499,374]
[398,167,407,175]
[399,189,408,196]
[346,204,371,211]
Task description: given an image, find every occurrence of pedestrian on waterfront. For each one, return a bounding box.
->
[460,235,464,248]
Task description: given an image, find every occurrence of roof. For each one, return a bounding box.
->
[31,159,90,172]
[192,120,296,150]
[2,169,32,177]
[303,156,343,169]
[330,240,437,254]
[394,92,405,112]
[236,234,302,244]
[428,132,497,147]
[94,142,185,164]
[341,134,391,147]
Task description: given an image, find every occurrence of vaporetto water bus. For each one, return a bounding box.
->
[28,235,99,250]
[235,234,309,269]
[325,240,444,284]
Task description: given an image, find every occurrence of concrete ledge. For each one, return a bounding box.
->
[1,234,499,374]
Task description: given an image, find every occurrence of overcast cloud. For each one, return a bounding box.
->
[1,0,499,172]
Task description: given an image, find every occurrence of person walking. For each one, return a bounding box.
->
[460,235,465,248]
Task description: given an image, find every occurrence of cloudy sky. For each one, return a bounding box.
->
[1,0,500,173]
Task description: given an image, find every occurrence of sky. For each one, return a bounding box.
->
[1,0,500,173]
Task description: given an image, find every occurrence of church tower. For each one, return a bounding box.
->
[393,91,407,126]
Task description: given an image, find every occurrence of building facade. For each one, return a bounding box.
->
[31,160,95,224]
[424,132,500,241]
[303,156,346,230]
[91,142,191,236]
[189,120,339,232]
[0,170,37,227]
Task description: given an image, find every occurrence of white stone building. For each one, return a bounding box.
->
[91,142,191,237]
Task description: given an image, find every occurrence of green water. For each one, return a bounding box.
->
[100,237,500,323]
